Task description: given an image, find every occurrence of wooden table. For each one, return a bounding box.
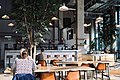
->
[56,60,112,66]
[35,66,95,80]
[56,60,112,80]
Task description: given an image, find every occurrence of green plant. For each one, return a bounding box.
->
[10,0,60,56]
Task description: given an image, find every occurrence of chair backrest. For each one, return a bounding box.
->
[65,70,80,80]
[50,59,60,66]
[81,63,89,67]
[96,63,106,70]
[38,60,47,66]
[39,72,56,80]
[81,63,95,68]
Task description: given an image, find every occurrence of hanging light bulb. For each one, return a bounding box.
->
[59,3,69,11]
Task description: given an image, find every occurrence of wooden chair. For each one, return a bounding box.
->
[38,72,56,80]
[81,63,90,67]
[50,59,60,66]
[35,60,47,78]
[38,60,47,66]
[95,63,107,80]
[65,70,80,80]
[81,63,95,68]
[81,63,95,79]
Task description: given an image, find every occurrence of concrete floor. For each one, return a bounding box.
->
[0,74,13,80]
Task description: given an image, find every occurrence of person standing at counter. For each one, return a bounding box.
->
[11,49,36,80]
[36,48,45,64]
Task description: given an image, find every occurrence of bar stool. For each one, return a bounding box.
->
[95,63,107,80]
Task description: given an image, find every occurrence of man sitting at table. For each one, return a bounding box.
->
[11,49,36,80]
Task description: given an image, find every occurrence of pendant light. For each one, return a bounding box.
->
[8,22,14,27]
[59,3,69,11]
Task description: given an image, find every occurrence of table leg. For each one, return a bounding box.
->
[84,71,87,80]
[107,63,110,80]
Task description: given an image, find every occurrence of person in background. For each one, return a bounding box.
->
[12,49,36,80]
[36,48,45,64]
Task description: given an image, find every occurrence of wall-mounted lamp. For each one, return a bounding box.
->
[59,3,69,11]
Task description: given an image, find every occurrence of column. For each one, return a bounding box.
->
[76,0,88,53]
[59,11,64,41]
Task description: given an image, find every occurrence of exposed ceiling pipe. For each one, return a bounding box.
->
[84,12,103,15]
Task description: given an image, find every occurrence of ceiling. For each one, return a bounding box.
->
[0,0,120,19]
[0,0,12,18]
[84,0,120,16]
[62,0,120,20]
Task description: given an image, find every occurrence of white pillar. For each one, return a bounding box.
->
[91,20,95,41]
[59,11,64,38]
[77,0,88,53]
